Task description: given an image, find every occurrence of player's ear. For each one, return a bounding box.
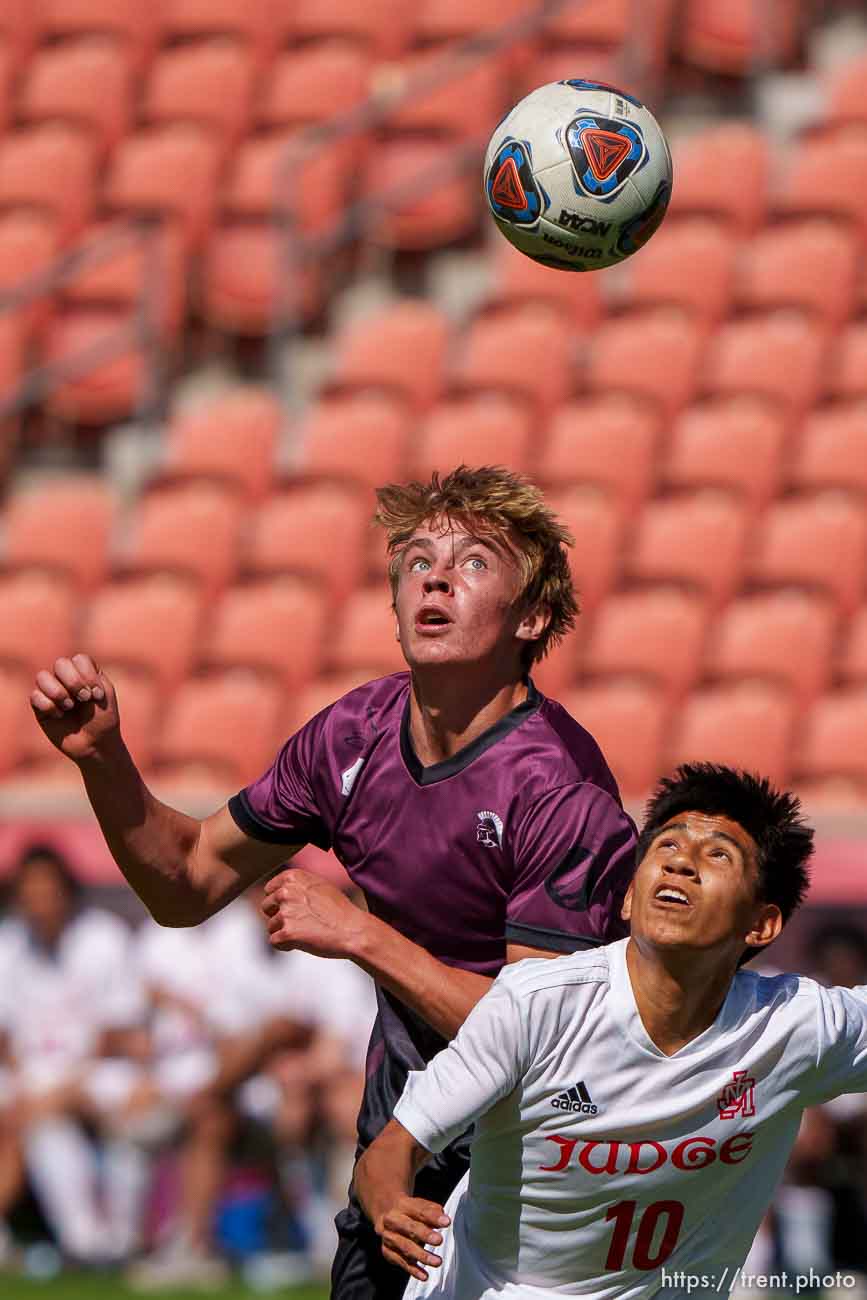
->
[744,902,782,952]
[515,603,550,644]
[621,881,634,922]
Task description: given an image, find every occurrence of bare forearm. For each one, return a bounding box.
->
[351,914,493,1039]
[354,1119,429,1230]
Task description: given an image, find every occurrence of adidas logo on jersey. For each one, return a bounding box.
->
[551,1081,598,1116]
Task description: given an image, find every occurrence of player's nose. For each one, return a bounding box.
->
[422,573,452,595]
[662,853,698,879]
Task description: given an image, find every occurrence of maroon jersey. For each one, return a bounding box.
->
[229,673,636,1163]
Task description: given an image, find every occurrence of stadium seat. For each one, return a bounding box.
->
[733,220,858,328]
[793,774,867,813]
[0,315,23,418]
[530,633,583,699]
[774,131,867,242]
[199,576,327,689]
[667,125,768,234]
[825,322,867,401]
[40,306,150,426]
[103,125,222,251]
[18,38,133,160]
[385,51,505,143]
[542,486,624,614]
[97,665,158,768]
[284,0,411,58]
[327,587,406,676]
[295,394,410,491]
[825,51,867,130]
[256,45,372,133]
[0,571,76,675]
[3,477,116,591]
[626,490,748,607]
[662,395,787,514]
[586,307,702,420]
[201,221,326,336]
[487,239,602,331]
[559,679,667,798]
[678,0,805,75]
[581,585,709,702]
[0,666,29,778]
[283,668,392,736]
[142,41,256,160]
[153,672,285,788]
[839,607,867,688]
[538,394,661,513]
[122,482,245,598]
[452,307,574,424]
[619,217,736,324]
[412,0,524,44]
[162,388,281,502]
[704,589,837,710]
[668,682,796,786]
[220,134,345,232]
[701,311,828,419]
[61,220,187,342]
[0,1,39,70]
[160,0,276,70]
[328,302,449,414]
[81,574,204,691]
[747,491,867,618]
[0,125,96,245]
[37,1,160,74]
[412,394,533,479]
[789,402,867,496]
[362,135,481,252]
[795,688,867,784]
[0,211,58,339]
[245,480,370,604]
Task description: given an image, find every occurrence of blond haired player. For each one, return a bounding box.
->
[30,466,637,1300]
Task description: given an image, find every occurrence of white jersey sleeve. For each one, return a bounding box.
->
[393,973,527,1154]
[808,982,867,1104]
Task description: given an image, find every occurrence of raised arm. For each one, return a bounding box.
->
[30,655,299,925]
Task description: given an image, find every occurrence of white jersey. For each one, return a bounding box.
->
[394,938,867,1300]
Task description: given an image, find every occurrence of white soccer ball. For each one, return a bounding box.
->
[483,79,673,272]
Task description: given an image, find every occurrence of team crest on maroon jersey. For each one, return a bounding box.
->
[717,1069,756,1119]
[476,810,504,849]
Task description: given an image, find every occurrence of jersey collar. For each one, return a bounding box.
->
[400,678,542,786]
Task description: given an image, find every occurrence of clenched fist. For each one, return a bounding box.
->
[262,867,370,960]
[30,654,121,764]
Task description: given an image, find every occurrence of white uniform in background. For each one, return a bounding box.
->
[395,938,867,1300]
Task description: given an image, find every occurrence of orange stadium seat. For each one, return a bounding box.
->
[839,607,867,688]
[296,394,410,491]
[329,302,449,414]
[283,669,390,736]
[412,394,533,479]
[825,51,867,130]
[793,775,867,813]
[142,41,255,160]
[0,1,39,69]
[199,576,327,689]
[560,679,667,798]
[0,125,96,245]
[104,125,222,251]
[0,571,76,675]
[542,486,624,614]
[284,0,411,58]
[530,634,583,699]
[162,388,281,502]
[701,311,828,419]
[160,0,276,69]
[626,490,748,607]
[0,212,57,338]
[487,240,602,332]
[61,221,187,342]
[524,50,631,100]
[328,587,407,676]
[775,131,867,241]
[452,307,574,424]
[153,672,285,788]
[220,134,345,230]
[678,0,805,75]
[581,585,709,703]
[256,45,372,133]
[386,52,505,143]
[669,682,796,787]
[825,322,867,401]
[748,491,867,618]
[586,307,703,420]
[3,477,116,591]
[705,589,837,710]
[541,0,675,74]
[18,38,133,160]
[0,46,15,138]
[0,666,29,778]
[795,688,867,784]
[412,0,525,44]
[81,574,204,691]
[40,307,150,426]
[789,402,867,495]
[122,482,245,598]
[97,665,158,769]
[747,491,867,618]
[201,221,326,336]
[38,1,160,74]
[667,125,767,234]
[733,220,858,328]
[662,395,787,515]
[245,480,370,604]
[539,394,661,513]
[619,217,736,324]
[363,135,481,252]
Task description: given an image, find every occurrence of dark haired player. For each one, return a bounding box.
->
[29,466,637,1299]
[353,763,835,1299]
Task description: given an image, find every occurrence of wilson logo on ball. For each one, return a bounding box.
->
[565,115,647,200]
[486,139,544,226]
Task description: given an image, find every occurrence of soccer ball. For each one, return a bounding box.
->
[483,80,673,272]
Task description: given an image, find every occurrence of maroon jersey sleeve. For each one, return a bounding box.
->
[506,782,636,952]
[228,708,333,850]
